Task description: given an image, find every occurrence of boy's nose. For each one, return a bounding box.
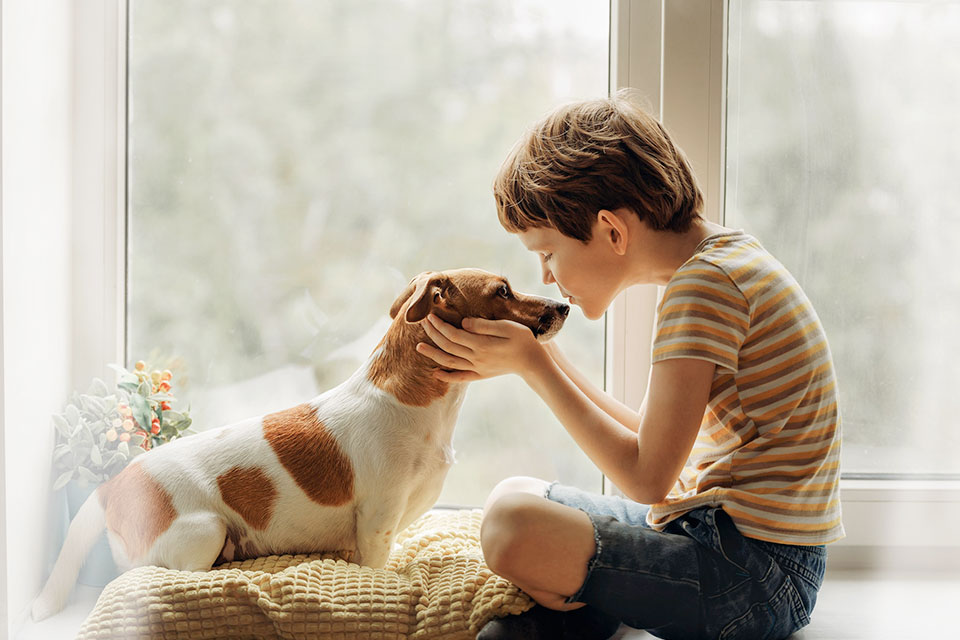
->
[541,265,555,286]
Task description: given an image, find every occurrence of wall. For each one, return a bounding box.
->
[1,0,73,634]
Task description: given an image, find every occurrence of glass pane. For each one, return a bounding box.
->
[726,0,960,476]
[127,1,609,505]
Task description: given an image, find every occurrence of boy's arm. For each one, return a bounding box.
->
[543,341,643,432]
[524,349,713,503]
[417,314,712,503]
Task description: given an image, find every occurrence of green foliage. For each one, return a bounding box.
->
[50,363,194,489]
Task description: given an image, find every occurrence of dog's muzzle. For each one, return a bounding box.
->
[534,303,570,340]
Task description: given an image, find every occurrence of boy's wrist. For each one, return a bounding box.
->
[520,344,556,386]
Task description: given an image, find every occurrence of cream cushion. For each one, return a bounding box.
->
[78,509,533,639]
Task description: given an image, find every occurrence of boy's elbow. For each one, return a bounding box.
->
[625,485,670,506]
[621,463,674,505]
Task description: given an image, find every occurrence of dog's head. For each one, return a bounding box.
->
[389,268,569,341]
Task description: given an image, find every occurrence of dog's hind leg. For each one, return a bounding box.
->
[153,512,228,571]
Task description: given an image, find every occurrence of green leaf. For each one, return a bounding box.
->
[89,378,109,396]
[65,405,80,427]
[108,451,126,467]
[77,466,99,483]
[90,445,102,467]
[118,381,139,394]
[117,440,129,457]
[131,446,146,458]
[52,414,71,438]
[53,444,72,462]
[163,410,185,423]
[52,470,74,491]
[128,394,152,432]
[130,434,146,447]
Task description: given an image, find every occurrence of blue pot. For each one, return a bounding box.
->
[62,480,121,586]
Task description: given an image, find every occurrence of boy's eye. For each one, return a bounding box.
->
[497,285,510,298]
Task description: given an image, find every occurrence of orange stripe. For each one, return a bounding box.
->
[658,323,743,344]
[723,505,843,532]
[731,491,841,512]
[663,283,746,310]
[738,323,823,377]
[653,342,734,362]
[745,361,832,406]
[735,459,841,480]
[752,284,797,319]
[743,302,810,347]
[743,481,839,495]
[742,265,784,298]
[658,302,749,331]
[734,440,838,466]
[727,255,765,281]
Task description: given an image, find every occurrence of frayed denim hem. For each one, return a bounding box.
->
[564,510,604,604]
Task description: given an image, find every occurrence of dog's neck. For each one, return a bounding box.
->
[367,317,459,407]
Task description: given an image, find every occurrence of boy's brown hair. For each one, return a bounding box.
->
[494,89,703,241]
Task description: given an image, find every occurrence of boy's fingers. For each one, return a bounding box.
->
[462,317,502,336]
[464,317,523,338]
[434,369,481,383]
[422,318,474,358]
[427,314,481,348]
[416,342,473,371]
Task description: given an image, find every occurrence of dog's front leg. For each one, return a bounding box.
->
[354,499,404,569]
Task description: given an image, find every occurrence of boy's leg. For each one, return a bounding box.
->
[481,491,597,611]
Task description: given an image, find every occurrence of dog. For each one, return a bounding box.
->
[32,268,569,620]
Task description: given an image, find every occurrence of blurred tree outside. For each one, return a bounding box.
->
[127,0,610,506]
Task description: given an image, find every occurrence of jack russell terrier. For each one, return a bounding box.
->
[32,268,569,620]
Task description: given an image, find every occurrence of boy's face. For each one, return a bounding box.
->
[516,222,624,321]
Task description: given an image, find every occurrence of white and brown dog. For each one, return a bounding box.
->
[32,268,568,620]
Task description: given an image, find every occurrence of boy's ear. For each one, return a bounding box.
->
[597,209,629,256]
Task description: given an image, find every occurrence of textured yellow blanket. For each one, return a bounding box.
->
[77,509,533,639]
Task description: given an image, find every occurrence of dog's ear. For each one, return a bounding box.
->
[389,273,444,323]
[389,277,420,320]
[404,275,445,323]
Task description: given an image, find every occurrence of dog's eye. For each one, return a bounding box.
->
[497,285,510,299]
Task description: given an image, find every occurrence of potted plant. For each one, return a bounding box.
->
[48,360,194,585]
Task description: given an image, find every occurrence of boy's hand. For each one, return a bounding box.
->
[416,314,546,383]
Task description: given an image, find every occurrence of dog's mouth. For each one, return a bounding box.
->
[531,303,570,342]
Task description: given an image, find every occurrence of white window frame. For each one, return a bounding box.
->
[76,0,960,572]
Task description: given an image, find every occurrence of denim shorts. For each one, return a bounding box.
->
[545,482,827,640]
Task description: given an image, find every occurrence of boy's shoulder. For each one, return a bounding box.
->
[676,230,799,302]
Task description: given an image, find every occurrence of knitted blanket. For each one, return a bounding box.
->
[77,509,533,639]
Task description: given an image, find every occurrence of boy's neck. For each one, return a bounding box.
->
[633,217,733,286]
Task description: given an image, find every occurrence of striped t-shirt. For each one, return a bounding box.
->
[647,230,844,545]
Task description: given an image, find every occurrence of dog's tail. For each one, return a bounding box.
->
[31,490,107,621]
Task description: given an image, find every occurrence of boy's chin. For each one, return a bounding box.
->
[579,303,606,321]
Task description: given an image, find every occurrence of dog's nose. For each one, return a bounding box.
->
[558,304,570,318]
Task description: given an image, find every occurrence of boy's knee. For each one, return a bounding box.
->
[483,476,550,514]
[480,492,543,578]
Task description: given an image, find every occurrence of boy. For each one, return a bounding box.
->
[416,90,842,640]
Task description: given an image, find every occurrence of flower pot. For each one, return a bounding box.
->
[63,480,120,586]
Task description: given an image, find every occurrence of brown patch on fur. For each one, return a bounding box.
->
[97,463,177,563]
[216,466,277,530]
[262,404,354,506]
[215,523,258,565]
[368,318,451,407]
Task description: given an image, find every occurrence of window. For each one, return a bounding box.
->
[126,0,610,506]
[725,0,960,478]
